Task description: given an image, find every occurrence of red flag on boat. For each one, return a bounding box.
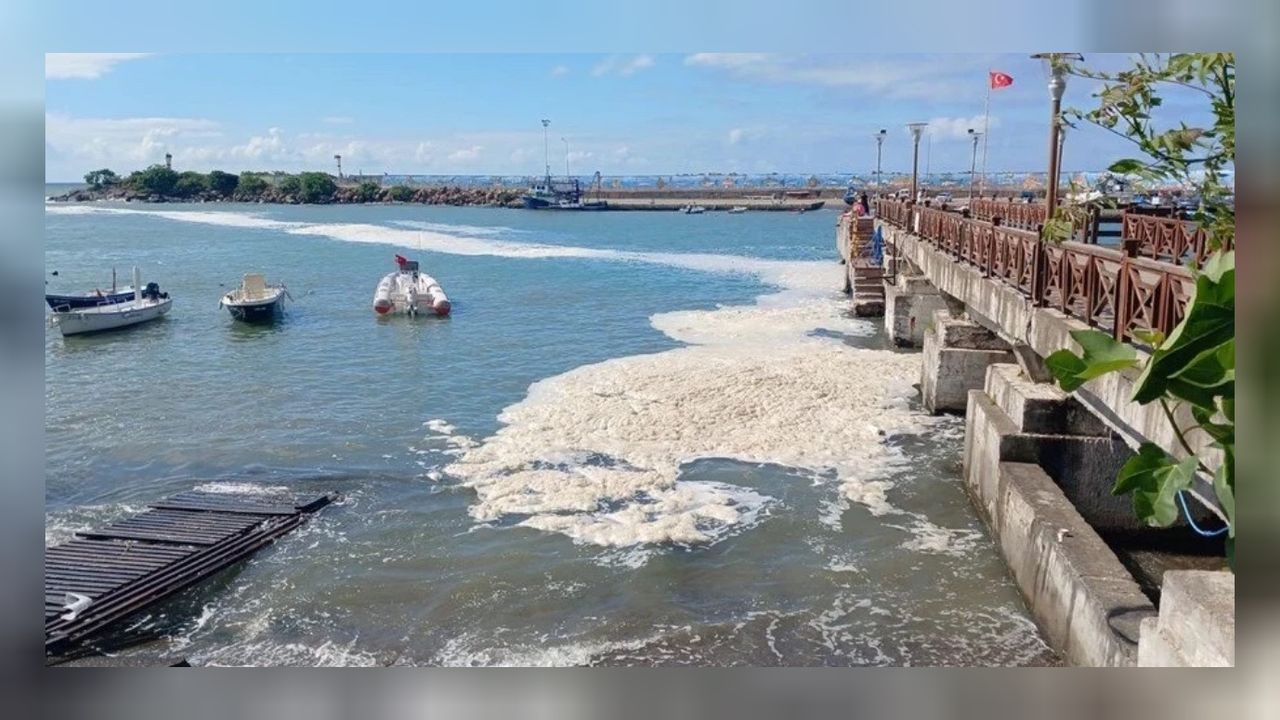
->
[989,71,1014,89]
[394,254,408,267]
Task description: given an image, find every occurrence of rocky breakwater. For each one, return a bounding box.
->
[49,183,524,208]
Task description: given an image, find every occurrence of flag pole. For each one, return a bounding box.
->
[980,70,991,197]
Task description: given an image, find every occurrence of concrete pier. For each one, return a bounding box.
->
[964,364,1155,665]
[844,206,1235,666]
[883,273,948,347]
[921,310,1014,413]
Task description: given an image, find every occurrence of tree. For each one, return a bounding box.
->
[173,171,208,198]
[83,169,119,189]
[277,175,302,198]
[234,172,268,199]
[207,170,239,197]
[353,181,381,203]
[297,172,337,203]
[387,185,415,202]
[1044,53,1235,567]
[128,164,180,196]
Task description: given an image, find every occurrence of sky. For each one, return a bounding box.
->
[43,52,1214,181]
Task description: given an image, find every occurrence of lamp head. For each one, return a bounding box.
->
[907,122,928,142]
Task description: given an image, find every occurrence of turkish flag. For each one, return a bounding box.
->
[990,71,1014,89]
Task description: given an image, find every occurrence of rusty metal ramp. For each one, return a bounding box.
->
[45,488,336,661]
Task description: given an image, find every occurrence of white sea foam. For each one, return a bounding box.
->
[444,258,944,550]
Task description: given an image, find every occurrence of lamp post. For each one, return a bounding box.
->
[541,119,551,180]
[907,122,927,203]
[967,128,983,202]
[1032,53,1083,218]
[1057,119,1068,195]
[874,128,886,195]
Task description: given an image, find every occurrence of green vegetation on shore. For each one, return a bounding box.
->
[62,165,524,207]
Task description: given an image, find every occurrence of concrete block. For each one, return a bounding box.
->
[965,386,1142,534]
[1140,570,1234,666]
[883,278,949,348]
[932,310,1010,351]
[998,462,1155,666]
[922,325,1014,414]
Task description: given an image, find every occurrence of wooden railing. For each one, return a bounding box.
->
[970,198,1048,232]
[1121,212,1224,266]
[875,199,1194,343]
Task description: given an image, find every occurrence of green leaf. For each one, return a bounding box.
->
[1133,269,1234,404]
[1197,249,1234,283]
[1214,446,1234,536]
[1108,158,1147,174]
[1045,350,1088,391]
[1073,329,1140,378]
[1113,444,1197,528]
[1131,328,1165,348]
[1114,443,1168,495]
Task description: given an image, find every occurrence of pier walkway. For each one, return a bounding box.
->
[838,199,1234,667]
[45,488,336,661]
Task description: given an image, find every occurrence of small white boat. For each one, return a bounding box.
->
[373,255,451,317]
[683,205,706,214]
[220,273,287,322]
[727,206,748,214]
[51,267,171,336]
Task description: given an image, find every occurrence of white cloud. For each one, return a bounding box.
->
[727,126,771,145]
[46,53,151,80]
[591,54,655,77]
[321,116,355,125]
[926,114,1000,140]
[550,65,569,77]
[685,53,773,69]
[447,145,484,162]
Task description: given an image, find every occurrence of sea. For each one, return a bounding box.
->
[44,187,1058,666]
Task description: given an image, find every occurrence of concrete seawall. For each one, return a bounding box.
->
[835,214,1234,666]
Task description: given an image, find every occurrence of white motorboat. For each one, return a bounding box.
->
[373,255,451,317]
[727,206,748,214]
[220,273,288,322]
[682,205,706,214]
[51,267,171,336]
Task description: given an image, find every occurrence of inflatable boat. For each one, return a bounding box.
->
[372,255,451,317]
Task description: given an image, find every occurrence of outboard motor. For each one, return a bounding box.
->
[142,282,163,300]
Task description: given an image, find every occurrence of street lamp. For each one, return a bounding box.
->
[967,128,983,202]
[541,119,551,179]
[1032,53,1083,217]
[907,122,927,203]
[874,128,886,195]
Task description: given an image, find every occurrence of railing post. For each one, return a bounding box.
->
[1031,226,1047,306]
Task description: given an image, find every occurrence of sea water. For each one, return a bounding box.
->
[44,197,1057,666]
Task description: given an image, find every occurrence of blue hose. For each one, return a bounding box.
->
[1177,490,1229,537]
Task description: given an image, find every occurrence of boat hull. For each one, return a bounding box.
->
[224,297,282,322]
[373,270,451,317]
[522,196,552,209]
[45,288,135,311]
[53,298,171,336]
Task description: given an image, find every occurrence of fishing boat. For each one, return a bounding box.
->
[220,273,288,322]
[51,267,171,336]
[682,205,706,214]
[45,268,135,311]
[727,206,748,214]
[373,255,451,317]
